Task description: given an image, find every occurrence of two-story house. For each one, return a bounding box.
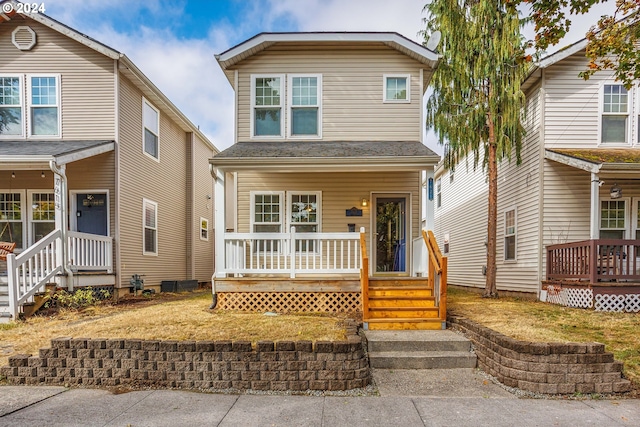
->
[0,2,217,321]
[434,36,640,310]
[210,32,444,328]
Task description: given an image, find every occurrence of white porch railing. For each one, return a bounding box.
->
[6,229,114,320]
[7,229,64,320]
[223,227,362,277]
[68,231,113,273]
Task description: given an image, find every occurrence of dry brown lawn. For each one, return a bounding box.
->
[448,286,640,387]
[0,290,348,369]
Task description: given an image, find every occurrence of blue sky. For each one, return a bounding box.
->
[42,0,617,153]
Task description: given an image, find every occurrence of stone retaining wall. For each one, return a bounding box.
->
[448,316,632,394]
[1,323,370,392]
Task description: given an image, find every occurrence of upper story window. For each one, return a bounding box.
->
[384,74,410,103]
[143,98,160,160]
[436,178,442,208]
[0,76,23,136]
[289,75,321,137]
[29,76,60,136]
[252,75,283,137]
[601,84,628,144]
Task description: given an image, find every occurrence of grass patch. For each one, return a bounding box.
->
[0,290,347,369]
[448,286,640,387]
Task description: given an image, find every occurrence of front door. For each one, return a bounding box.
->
[76,193,108,236]
[374,196,407,274]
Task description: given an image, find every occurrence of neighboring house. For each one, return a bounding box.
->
[0,3,217,320]
[210,33,441,323]
[434,37,640,300]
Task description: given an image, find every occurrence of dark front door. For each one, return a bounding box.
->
[76,193,108,236]
[374,197,407,273]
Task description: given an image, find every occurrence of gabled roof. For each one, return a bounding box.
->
[211,141,439,172]
[216,32,440,90]
[0,0,217,153]
[522,37,589,92]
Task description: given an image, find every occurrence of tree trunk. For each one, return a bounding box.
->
[484,113,499,298]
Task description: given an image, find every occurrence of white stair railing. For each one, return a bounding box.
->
[67,231,113,272]
[7,229,64,320]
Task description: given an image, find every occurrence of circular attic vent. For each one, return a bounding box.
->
[12,26,37,51]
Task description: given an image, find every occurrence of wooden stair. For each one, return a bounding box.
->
[21,283,57,318]
[364,277,445,330]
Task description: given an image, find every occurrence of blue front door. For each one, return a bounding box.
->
[76,193,108,236]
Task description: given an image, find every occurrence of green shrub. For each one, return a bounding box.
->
[48,288,111,309]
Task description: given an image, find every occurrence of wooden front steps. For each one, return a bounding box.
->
[21,283,56,318]
[364,277,444,330]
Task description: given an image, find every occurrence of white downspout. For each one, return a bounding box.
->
[590,173,600,239]
[50,160,74,290]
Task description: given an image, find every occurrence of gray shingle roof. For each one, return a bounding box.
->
[0,140,114,157]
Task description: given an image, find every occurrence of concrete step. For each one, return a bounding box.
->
[366,330,472,353]
[369,351,477,369]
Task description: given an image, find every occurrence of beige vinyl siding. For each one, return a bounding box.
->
[543,51,620,148]
[118,76,189,289]
[193,133,215,281]
[0,18,115,140]
[234,44,423,141]
[236,171,420,267]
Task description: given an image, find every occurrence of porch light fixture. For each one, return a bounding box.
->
[610,183,622,199]
[361,198,369,207]
[41,171,45,178]
[11,171,15,179]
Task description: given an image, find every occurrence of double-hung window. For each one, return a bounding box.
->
[601,84,628,144]
[600,200,626,239]
[504,208,516,261]
[29,75,60,136]
[143,98,160,159]
[0,76,23,136]
[200,217,209,241]
[251,192,283,251]
[143,199,158,255]
[436,178,442,209]
[289,75,321,137]
[289,192,321,252]
[384,75,410,102]
[252,76,283,137]
[0,192,23,249]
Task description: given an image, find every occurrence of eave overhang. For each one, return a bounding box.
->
[545,148,640,175]
[0,140,115,169]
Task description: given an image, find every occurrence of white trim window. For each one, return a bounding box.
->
[143,98,160,160]
[289,192,321,252]
[600,199,627,239]
[0,76,23,137]
[28,75,60,137]
[200,217,209,241]
[383,74,410,103]
[251,191,283,251]
[0,192,24,249]
[30,191,55,244]
[504,208,516,261]
[289,75,321,137]
[436,178,442,209]
[251,75,284,137]
[601,84,629,144]
[143,198,158,255]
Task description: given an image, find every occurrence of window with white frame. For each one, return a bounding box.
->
[602,84,628,144]
[436,178,442,208]
[504,208,516,261]
[0,76,23,136]
[384,75,410,102]
[143,199,158,255]
[252,76,283,137]
[289,75,320,136]
[143,98,160,159]
[600,199,626,239]
[200,217,209,241]
[31,192,55,244]
[251,192,283,251]
[289,192,320,252]
[0,192,23,249]
[29,76,60,136]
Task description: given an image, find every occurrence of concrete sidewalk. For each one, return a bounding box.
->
[1,381,638,427]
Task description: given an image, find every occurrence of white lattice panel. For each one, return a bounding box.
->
[545,285,568,306]
[217,292,361,313]
[565,288,593,309]
[625,294,640,313]
[594,294,626,312]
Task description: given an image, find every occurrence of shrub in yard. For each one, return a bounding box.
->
[48,288,111,309]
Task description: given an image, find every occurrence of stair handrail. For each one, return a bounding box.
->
[359,227,369,321]
[7,228,64,320]
[422,230,448,324]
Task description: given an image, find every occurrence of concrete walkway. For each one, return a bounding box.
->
[1,376,638,427]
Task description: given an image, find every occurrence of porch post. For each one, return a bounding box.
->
[590,173,600,239]
[51,162,72,290]
[213,167,226,279]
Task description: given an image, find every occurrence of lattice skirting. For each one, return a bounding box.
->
[546,285,640,312]
[217,292,361,313]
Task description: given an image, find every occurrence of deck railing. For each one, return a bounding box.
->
[359,227,369,320]
[223,227,362,277]
[546,239,640,283]
[423,229,448,322]
[68,231,113,273]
